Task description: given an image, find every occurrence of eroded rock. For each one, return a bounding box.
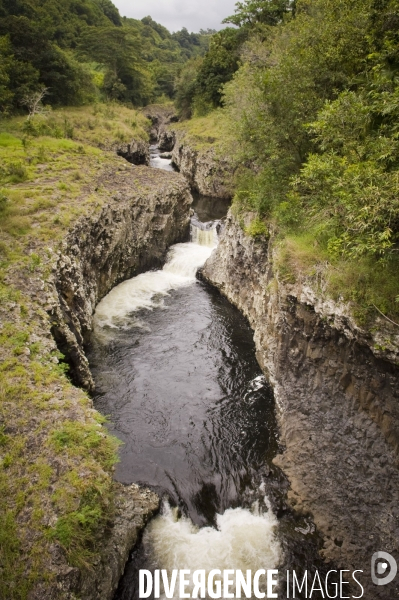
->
[142,105,178,144]
[158,130,175,152]
[171,130,234,199]
[116,139,150,165]
[50,166,192,391]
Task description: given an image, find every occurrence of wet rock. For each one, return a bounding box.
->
[203,211,399,599]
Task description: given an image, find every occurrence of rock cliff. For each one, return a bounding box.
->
[50,165,192,392]
[142,105,178,146]
[171,130,234,199]
[19,162,192,599]
[203,211,399,599]
[115,140,150,166]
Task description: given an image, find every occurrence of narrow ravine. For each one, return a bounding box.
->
[149,144,175,172]
[86,148,329,600]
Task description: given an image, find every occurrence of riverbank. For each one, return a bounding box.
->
[203,210,399,599]
[0,104,191,599]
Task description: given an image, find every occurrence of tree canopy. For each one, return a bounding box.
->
[217,0,399,269]
[223,0,292,28]
[0,0,213,112]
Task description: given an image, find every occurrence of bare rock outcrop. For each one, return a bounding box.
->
[158,129,175,152]
[171,130,234,199]
[116,139,150,165]
[142,105,178,144]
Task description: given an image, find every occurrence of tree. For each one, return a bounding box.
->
[93,0,122,26]
[78,26,152,104]
[20,87,48,119]
[175,57,203,118]
[194,28,245,108]
[0,35,14,113]
[223,0,292,28]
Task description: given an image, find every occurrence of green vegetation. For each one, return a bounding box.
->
[171,110,230,150]
[0,102,145,598]
[180,0,399,322]
[175,28,247,117]
[0,0,213,113]
[174,0,292,116]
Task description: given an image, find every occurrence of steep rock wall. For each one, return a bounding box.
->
[171,130,234,199]
[50,166,192,392]
[142,105,178,144]
[115,139,150,165]
[39,165,192,599]
[203,212,399,599]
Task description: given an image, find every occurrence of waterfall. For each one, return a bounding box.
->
[140,499,281,600]
[190,216,219,248]
[93,215,219,330]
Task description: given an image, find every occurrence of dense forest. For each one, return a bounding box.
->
[0,0,213,111]
[177,0,399,319]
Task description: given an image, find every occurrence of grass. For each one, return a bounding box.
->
[0,102,148,599]
[172,109,230,151]
[2,103,149,149]
[274,230,399,325]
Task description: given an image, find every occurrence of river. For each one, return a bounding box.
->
[86,147,328,600]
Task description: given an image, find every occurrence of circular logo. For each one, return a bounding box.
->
[371,552,398,586]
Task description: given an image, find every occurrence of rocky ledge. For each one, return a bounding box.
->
[115,139,150,166]
[45,165,191,598]
[142,104,178,149]
[171,130,234,199]
[203,211,399,599]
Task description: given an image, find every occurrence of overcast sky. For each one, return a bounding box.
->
[112,0,238,33]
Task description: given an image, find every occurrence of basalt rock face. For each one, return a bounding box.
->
[203,212,399,599]
[158,129,175,152]
[74,484,159,600]
[33,485,159,600]
[42,165,191,600]
[51,166,192,392]
[171,131,234,199]
[116,139,150,165]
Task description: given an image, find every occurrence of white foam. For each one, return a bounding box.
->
[94,242,214,329]
[143,500,281,599]
[150,155,174,172]
[190,222,219,247]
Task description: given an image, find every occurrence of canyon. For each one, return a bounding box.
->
[56,126,399,598]
[202,211,399,599]
[6,112,398,600]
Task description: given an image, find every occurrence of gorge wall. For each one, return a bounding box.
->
[50,165,192,392]
[171,130,234,199]
[203,212,399,599]
[25,163,192,600]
